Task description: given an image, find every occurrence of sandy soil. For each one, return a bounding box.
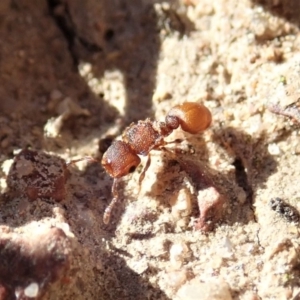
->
[1,0,300,299]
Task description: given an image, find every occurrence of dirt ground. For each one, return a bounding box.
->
[1,0,300,299]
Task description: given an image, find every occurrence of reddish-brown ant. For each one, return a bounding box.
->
[101,102,212,224]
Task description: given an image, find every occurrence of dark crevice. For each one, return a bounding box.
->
[104,29,115,41]
[47,0,78,66]
[233,158,253,204]
[47,0,102,67]
[233,157,257,223]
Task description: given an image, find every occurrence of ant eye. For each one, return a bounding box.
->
[101,141,141,178]
[167,102,212,134]
[128,166,136,173]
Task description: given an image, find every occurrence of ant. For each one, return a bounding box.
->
[100,102,212,224]
[68,102,211,224]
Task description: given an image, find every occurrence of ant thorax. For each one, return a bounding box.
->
[122,119,165,156]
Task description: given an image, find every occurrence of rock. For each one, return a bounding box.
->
[7,149,68,202]
[0,225,71,299]
[169,242,189,267]
[195,186,226,232]
[178,158,226,231]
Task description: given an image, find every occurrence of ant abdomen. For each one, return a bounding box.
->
[166,102,212,134]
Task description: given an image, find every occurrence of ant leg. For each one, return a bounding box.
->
[159,146,178,159]
[137,154,151,193]
[164,139,183,154]
[103,178,120,224]
[66,156,98,166]
[137,144,180,193]
[166,138,183,145]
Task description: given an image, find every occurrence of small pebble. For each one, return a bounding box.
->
[152,85,172,102]
[170,188,192,220]
[176,278,232,300]
[165,269,187,290]
[24,282,39,298]
[1,159,14,175]
[220,236,234,258]
[170,242,189,263]
[268,143,280,155]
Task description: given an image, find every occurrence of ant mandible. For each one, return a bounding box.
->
[101,102,212,224]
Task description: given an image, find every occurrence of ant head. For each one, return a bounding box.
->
[101,140,141,178]
[166,102,212,134]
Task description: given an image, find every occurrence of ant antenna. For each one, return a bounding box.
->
[66,156,98,166]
